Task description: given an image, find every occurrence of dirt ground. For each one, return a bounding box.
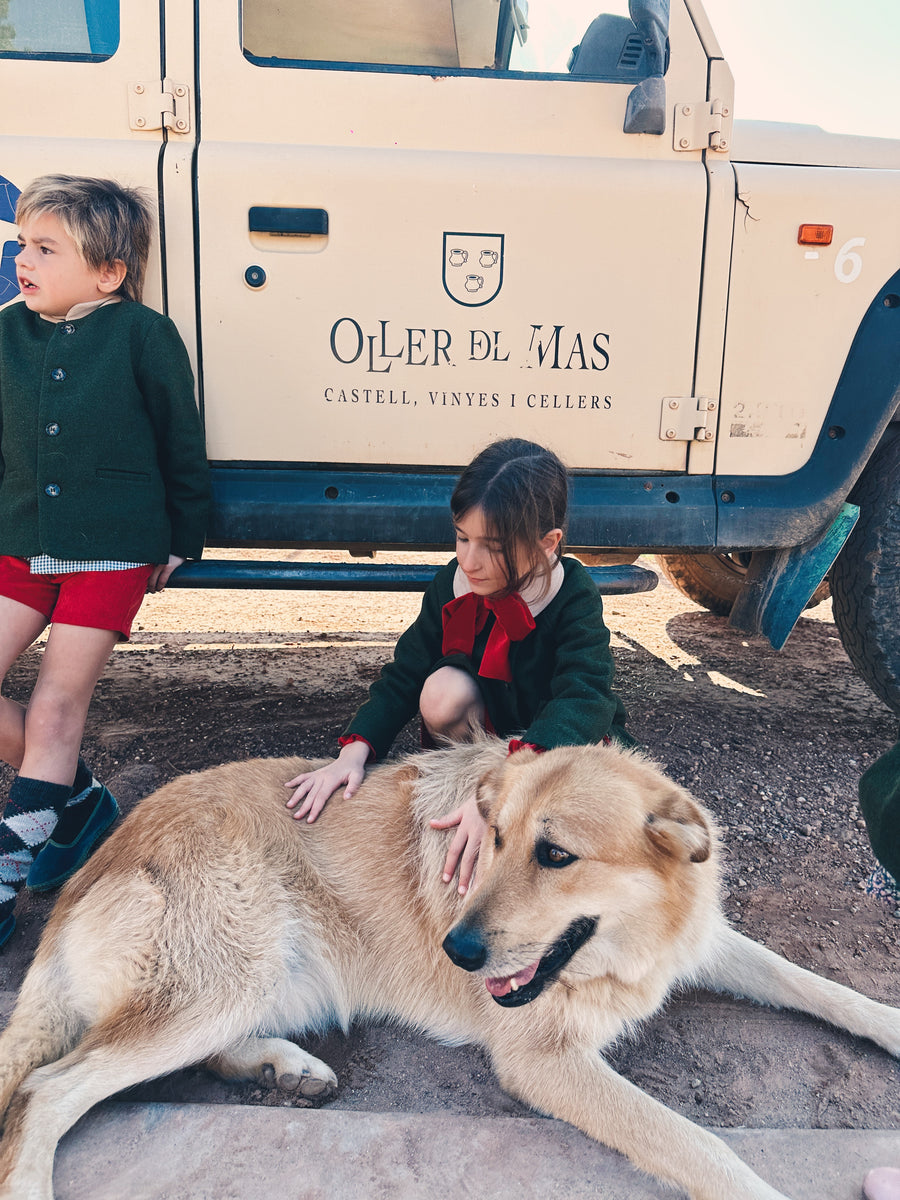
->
[1,550,898,1134]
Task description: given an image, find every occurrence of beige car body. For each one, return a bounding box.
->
[1,0,900,703]
[3,0,898,475]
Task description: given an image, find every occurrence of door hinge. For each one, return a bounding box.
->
[659,396,718,443]
[128,79,191,133]
[673,98,732,152]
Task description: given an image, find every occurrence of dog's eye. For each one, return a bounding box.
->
[536,840,577,869]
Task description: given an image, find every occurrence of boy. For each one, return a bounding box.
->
[0,175,210,947]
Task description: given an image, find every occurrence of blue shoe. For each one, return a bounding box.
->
[26,785,119,892]
[0,912,15,949]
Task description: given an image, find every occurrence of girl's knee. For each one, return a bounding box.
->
[420,667,484,739]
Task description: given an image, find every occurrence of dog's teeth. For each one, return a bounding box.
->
[510,979,519,991]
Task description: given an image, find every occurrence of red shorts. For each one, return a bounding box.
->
[0,556,154,639]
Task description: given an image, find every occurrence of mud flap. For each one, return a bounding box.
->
[728,502,860,650]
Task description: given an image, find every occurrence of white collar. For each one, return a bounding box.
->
[452,558,565,618]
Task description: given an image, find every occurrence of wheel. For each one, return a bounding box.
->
[656,552,830,617]
[831,435,900,715]
[656,552,752,616]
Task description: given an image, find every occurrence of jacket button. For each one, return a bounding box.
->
[50,368,66,381]
[44,484,60,497]
[61,323,76,334]
[45,422,60,436]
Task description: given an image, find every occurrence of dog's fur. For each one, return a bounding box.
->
[0,740,898,1200]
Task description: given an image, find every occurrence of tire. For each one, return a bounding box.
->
[831,435,900,715]
[656,552,831,618]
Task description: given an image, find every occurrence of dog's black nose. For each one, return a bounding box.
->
[442,922,487,971]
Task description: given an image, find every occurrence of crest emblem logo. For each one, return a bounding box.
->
[442,232,504,307]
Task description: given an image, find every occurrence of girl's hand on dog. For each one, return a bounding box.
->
[431,796,487,895]
[285,740,371,822]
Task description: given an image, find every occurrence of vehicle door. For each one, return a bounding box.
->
[194,0,715,474]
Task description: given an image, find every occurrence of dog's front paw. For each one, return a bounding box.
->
[863,1003,900,1059]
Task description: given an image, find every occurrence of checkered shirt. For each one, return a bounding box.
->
[28,556,148,575]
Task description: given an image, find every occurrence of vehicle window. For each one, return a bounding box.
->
[242,0,663,82]
[0,0,119,60]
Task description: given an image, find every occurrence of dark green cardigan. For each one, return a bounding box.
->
[0,300,209,562]
[859,737,900,881]
[345,556,630,757]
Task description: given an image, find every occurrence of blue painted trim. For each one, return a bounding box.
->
[205,466,718,552]
[0,241,20,307]
[0,177,22,307]
[729,502,860,648]
[0,50,110,62]
[715,269,900,548]
[0,176,20,224]
[168,558,659,596]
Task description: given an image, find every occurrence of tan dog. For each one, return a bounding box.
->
[0,740,898,1200]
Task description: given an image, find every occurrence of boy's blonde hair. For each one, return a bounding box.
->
[15,175,153,303]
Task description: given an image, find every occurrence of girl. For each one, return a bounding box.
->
[286,437,630,892]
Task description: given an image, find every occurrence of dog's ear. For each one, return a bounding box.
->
[474,746,539,819]
[473,759,514,821]
[475,766,501,820]
[644,787,712,864]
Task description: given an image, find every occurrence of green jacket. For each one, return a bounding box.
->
[345,556,630,757]
[0,300,209,562]
[859,738,900,882]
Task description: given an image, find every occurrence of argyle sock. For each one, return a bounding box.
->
[50,758,102,845]
[0,775,72,919]
[72,757,93,796]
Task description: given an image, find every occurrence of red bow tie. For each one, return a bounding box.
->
[441,591,536,682]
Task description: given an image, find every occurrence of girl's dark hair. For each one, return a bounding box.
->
[451,438,569,597]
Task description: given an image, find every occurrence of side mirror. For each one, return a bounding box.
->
[624,76,666,134]
[625,0,669,135]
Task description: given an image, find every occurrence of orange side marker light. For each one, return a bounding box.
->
[798,224,833,246]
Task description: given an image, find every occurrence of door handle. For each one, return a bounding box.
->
[248,207,328,236]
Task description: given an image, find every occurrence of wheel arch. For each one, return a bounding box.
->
[715,268,900,549]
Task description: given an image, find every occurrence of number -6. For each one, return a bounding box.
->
[835,236,865,284]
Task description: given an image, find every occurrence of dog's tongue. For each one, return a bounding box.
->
[485,961,539,997]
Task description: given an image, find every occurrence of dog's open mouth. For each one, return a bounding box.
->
[484,916,598,1008]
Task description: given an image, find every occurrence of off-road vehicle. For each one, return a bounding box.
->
[2,0,899,711]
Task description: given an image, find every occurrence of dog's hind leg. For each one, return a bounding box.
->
[0,1014,243,1200]
[697,925,900,1057]
[207,1036,338,1098]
